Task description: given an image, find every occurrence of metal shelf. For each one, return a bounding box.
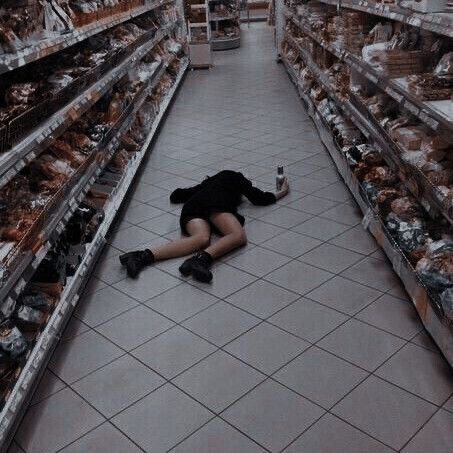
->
[282,56,453,367]
[286,10,453,132]
[316,0,453,38]
[285,32,453,228]
[0,59,188,451]
[0,60,168,318]
[0,0,173,75]
[0,25,175,190]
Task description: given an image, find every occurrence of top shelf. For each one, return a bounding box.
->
[0,0,172,75]
[316,0,453,38]
[286,10,453,132]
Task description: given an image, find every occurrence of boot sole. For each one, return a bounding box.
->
[192,268,213,283]
[119,253,132,266]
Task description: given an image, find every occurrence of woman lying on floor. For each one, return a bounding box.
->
[119,169,290,282]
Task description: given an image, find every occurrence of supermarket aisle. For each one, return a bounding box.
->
[13,23,452,453]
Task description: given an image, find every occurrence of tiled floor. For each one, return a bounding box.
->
[12,24,453,453]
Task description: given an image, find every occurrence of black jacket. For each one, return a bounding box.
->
[170,170,276,230]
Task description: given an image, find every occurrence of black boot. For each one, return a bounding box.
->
[119,250,154,278]
[179,251,213,283]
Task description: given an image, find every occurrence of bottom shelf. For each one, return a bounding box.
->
[212,35,241,51]
[282,57,453,367]
[0,59,189,450]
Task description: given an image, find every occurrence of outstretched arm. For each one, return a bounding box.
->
[239,173,289,206]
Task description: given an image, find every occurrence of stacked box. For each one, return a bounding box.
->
[375,49,428,77]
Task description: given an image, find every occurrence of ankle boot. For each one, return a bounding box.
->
[119,250,154,278]
[179,251,213,283]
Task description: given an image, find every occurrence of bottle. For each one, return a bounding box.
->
[276,166,285,191]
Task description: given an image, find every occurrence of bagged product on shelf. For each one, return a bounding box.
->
[386,212,428,254]
[416,239,453,285]
[440,288,453,320]
[0,320,28,362]
[43,0,72,33]
[434,52,453,80]
[11,305,47,332]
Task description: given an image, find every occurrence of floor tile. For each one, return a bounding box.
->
[319,318,405,371]
[291,176,331,195]
[189,264,257,299]
[61,317,90,342]
[173,350,265,413]
[275,346,368,409]
[130,182,169,203]
[81,276,108,294]
[411,330,441,353]
[146,283,219,322]
[223,379,324,452]
[95,305,174,350]
[284,413,393,453]
[93,255,127,285]
[288,195,338,216]
[31,370,66,406]
[73,355,164,417]
[60,422,142,453]
[258,206,313,229]
[107,225,159,251]
[138,212,180,236]
[49,330,123,384]
[225,322,309,374]
[262,230,322,259]
[15,388,104,453]
[341,257,400,292]
[132,326,216,379]
[356,294,422,339]
[265,261,334,296]
[244,219,286,244]
[443,395,453,413]
[376,343,453,406]
[113,266,181,302]
[305,275,382,315]
[183,302,260,347]
[227,246,291,277]
[75,286,138,328]
[225,279,299,319]
[171,418,266,453]
[330,225,379,255]
[269,298,347,343]
[112,384,213,452]
[299,243,363,274]
[320,203,361,226]
[402,409,453,453]
[292,216,350,241]
[332,376,437,450]
[286,162,322,177]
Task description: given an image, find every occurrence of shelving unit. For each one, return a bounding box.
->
[186,0,213,66]
[209,0,241,50]
[0,1,188,449]
[277,0,453,365]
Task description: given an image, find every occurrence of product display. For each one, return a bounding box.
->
[0,0,187,446]
[280,0,453,365]
[209,0,241,50]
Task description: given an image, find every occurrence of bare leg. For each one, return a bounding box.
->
[152,218,211,261]
[205,212,247,259]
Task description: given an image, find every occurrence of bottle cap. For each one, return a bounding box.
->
[277,166,284,174]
